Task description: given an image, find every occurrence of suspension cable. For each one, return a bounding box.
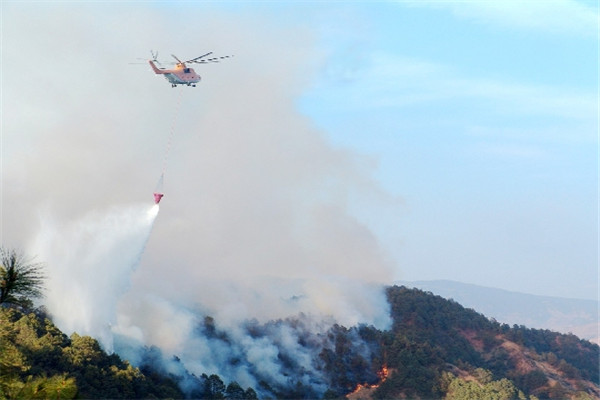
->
[162,88,184,175]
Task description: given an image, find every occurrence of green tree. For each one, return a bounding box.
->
[0,248,45,307]
[244,387,258,399]
[445,375,521,400]
[517,370,547,394]
[204,374,225,399]
[225,381,246,399]
[12,373,77,400]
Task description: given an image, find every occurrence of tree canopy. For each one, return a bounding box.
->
[0,248,45,308]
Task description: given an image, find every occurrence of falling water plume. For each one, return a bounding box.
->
[31,203,159,352]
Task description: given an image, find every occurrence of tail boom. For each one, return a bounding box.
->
[149,60,166,74]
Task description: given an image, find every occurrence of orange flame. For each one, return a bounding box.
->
[378,365,389,380]
[347,365,390,398]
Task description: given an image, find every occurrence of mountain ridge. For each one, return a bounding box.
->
[400,279,599,343]
[1,285,598,399]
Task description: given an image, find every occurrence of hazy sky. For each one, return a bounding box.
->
[1,0,598,302]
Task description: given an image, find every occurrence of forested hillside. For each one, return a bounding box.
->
[1,286,598,399]
[0,306,183,399]
[372,286,599,400]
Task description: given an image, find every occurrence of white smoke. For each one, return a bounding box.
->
[31,203,159,352]
[6,4,398,395]
[29,197,392,393]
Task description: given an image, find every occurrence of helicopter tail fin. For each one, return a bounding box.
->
[148,60,165,74]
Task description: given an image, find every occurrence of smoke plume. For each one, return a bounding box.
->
[5,4,398,395]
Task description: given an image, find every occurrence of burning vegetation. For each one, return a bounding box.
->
[346,365,391,400]
[1,285,598,399]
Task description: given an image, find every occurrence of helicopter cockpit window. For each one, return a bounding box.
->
[184,68,191,73]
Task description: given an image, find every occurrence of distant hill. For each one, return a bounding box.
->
[401,280,599,343]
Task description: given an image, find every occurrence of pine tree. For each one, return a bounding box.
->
[0,248,45,307]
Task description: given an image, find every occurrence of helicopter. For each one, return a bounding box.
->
[147,51,233,87]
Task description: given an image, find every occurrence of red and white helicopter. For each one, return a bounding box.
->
[146,51,232,87]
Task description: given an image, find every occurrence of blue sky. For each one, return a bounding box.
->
[288,1,598,299]
[2,1,597,302]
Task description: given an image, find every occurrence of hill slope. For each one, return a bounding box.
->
[1,286,598,399]
[0,306,183,399]
[371,286,599,400]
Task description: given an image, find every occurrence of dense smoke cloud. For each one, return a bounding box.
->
[4,3,396,393]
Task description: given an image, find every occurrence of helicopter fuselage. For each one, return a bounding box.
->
[149,60,201,87]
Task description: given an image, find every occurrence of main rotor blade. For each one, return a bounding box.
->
[186,52,213,64]
[171,54,183,64]
[192,55,234,64]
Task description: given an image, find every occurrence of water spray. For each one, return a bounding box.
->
[34,203,160,352]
